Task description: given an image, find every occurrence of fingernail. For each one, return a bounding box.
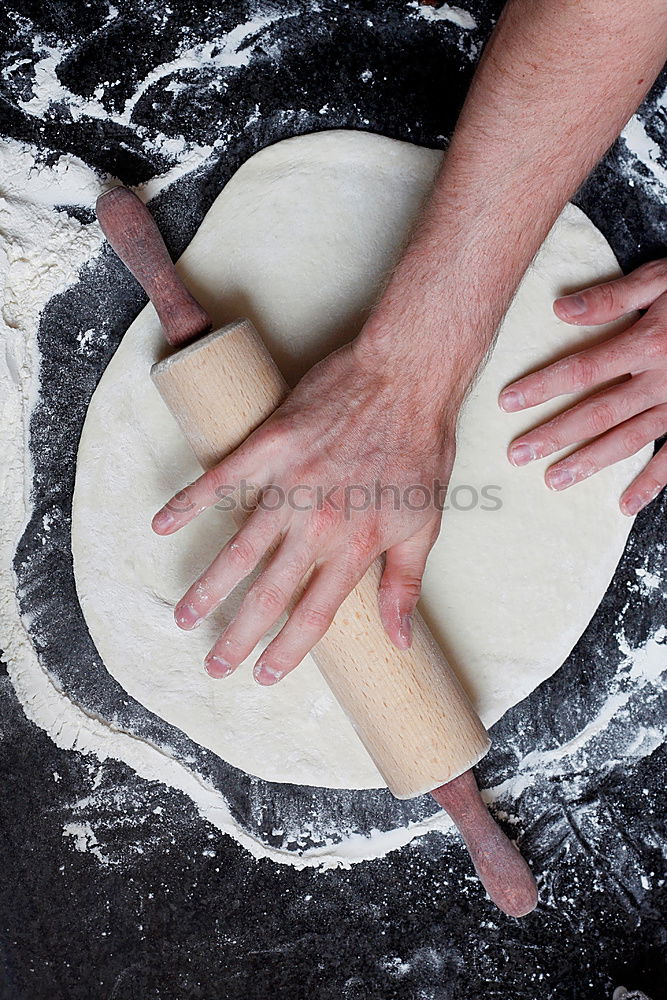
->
[175,604,203,629]
[499,389,526,412]
[253,661,285,686]
[398,613,413,649]
[153,509,176,533]
[558,293,587,317]
[509,443,536,467]
[548,467,575,491]
[622,496,643,516]
[205,655,235,678]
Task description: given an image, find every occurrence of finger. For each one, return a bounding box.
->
[378,523,438,650]
[499,309,667,412]
[544,404,667,491]
[174,509,285,630]
[554,259,667,326]
[508,373,660,466]
[253,556,368,685]
[152,458,257,536]
[620,441,667,516]
[204,535,312,679]
[152,419,288,534]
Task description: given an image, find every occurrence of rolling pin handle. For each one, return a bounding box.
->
[96,187,212,348]
[431,770,538,917]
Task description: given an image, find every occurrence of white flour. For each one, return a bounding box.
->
[12,12,282,126]
[620,84,667,196]
[409,3,477,29]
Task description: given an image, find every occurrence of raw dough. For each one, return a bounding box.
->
[72,131,648,790]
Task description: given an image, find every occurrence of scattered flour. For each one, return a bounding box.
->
[488,627,667,802]
[63,821,112,865]
[15,16,280,125]
[408,2,477,29]
[635,566,663,596]
[619,83,667,195]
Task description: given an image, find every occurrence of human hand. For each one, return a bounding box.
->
[499,260,667,516]
[152,340,460,684]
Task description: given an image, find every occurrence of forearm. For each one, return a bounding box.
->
[361,0,667,398]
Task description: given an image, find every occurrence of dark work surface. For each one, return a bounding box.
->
[1,2,666,998]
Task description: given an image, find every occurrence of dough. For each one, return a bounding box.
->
[73,131,649,790]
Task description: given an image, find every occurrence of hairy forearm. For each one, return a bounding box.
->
[360,0,667,399]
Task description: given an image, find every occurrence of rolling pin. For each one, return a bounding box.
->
[96,187,538,917]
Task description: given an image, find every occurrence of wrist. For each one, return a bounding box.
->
[353,317,471,423]
[354,291,493,415]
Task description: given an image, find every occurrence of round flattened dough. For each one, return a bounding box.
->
[73,131,649,790]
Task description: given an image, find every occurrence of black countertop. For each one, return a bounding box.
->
[1,2,666,998]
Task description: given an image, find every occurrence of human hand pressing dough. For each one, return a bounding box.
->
[500,260,667,516]
[152,341,458,684]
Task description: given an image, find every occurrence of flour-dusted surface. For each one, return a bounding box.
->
[1,1,666,998]
[72,131,647,790]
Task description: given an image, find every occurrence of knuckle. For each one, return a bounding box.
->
[586,400,616,436]
[644,475,663,496]
[573,456,597,479]
[346,529,378,564]
[309,499,343,539]
[637,258,667,283]
[594,281,619,312]
[206,463,237,500]
[566,353,599,390]
[622,427,650,455]
[225,535,257,570]
[538,428,561,456]
[299,604,335,633]
[639,326,667,361]
[336,531,377,583]
[251,582,286,614]
[400,575,423,602]
[165,494,194,516]
[330,560,360,592]
[166,487,193,513]
[280,553,310,581]
[523,371,547,398]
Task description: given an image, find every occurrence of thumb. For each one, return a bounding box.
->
[378,523,438,650]
[554,260,667,326]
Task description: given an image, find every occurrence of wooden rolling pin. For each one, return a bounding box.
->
[96,187,538,917]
